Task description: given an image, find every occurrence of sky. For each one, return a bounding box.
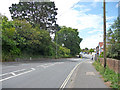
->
[0,0,119,49]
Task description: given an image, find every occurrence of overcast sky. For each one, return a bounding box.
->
[0,0,119,49]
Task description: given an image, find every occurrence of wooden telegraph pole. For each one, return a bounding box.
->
[103,0,106,69]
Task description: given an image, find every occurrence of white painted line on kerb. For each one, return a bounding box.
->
[0,68,35,82]
[59,60,87,90]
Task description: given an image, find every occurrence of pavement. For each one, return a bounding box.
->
[0,54,109,89]
[66,58,108,88]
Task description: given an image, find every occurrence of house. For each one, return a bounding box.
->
[98,42,104,55]
[96,42,110,55]
[96,46,99,55]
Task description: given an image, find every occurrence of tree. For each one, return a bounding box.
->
[13,19,33,53]
[2,16,21,61]
[9,1,58,33]
[54,26,82,56]
[82,48,89,53]
[85,47,88,51]
[107,17,120,59]
[13,19,52,55]
[1,15,71,61]
[89,48,94,53]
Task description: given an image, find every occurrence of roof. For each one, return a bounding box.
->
[99,42,103,47]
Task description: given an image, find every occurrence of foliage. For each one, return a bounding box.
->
[57,44,70,57]
[85,47,88,50]
[106,17,120,59]
[13,19,52,55]
[1,15,71,61]
[2,16,20,61]
[93,61,119,89]
[81,48,89,53]
[89,48,94,53]
[99,52,104,58]
[54,26,82,56]
[9,2,58,33]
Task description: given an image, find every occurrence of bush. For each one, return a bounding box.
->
[58,45,70,57]
[53,43,70,58]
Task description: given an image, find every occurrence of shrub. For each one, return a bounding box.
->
[58,45,70,57]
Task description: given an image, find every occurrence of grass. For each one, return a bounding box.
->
[93,60,120,89]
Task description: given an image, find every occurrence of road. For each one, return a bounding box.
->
[0,54,91,89]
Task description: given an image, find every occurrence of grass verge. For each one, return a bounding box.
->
[93,60,120,89]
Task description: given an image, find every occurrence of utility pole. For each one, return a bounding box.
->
[103,0,106,69]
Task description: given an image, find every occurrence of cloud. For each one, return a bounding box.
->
[91,2,97,7]
[52,0,80,15]
[87,16,115,34]
[106,16,116,21]
[0,0,19,20]
[77,14,103,31]
[80,33,103,49]
[53,0,103,31]
[88,30,102,34]
[73,4,86,8]
[116,3,118,8]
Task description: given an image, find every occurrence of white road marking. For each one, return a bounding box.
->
[0,68,35,82]
[59,60,87,90]
[36,62,64,68]
[0,69,26,77]
[31,68,36,70]
[11,72,16,76]
[40,64,54,68]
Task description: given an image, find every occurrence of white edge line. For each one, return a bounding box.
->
[0,68,35,82]
[11,72,16,76]
[12,69,26,73]
[59,61,87,90]
[36,62,64,68]
[0,69,26,76]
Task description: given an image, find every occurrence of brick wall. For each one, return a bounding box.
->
[98,58,120,73]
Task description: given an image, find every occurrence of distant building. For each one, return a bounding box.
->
[96,46,99,55]
[118,1,120,18]
[96,42,110,55]
[98,42,104,55]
